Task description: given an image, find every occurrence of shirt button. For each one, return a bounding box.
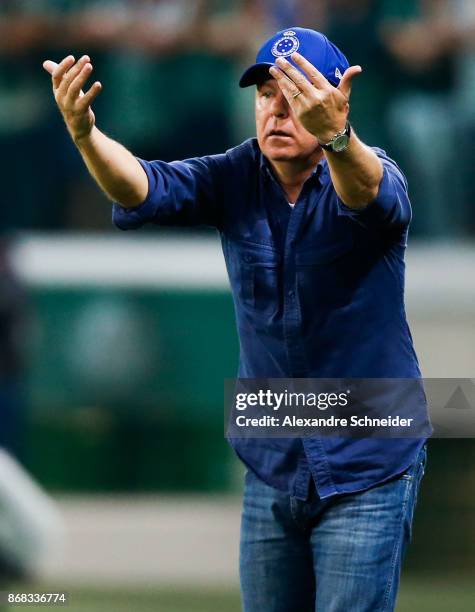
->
[244,254,252,263]
[288,290,295,298]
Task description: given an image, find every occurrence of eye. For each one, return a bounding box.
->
[260,90,272,99]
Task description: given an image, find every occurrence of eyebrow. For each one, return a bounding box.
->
[257,78,275,89]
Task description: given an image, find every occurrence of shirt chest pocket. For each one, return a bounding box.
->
[295,237,356,308]
[238,244,282,318]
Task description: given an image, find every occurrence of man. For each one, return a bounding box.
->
[43,27,427,612]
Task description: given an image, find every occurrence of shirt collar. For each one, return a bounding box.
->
[259,150,326,187]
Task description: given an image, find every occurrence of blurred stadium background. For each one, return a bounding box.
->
[0,1,475,610]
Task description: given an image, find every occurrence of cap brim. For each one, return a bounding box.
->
[239,62,275,88]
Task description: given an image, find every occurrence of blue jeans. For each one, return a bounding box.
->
[240,445,426,612]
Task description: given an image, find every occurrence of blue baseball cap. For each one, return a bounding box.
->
[239,27,349,88]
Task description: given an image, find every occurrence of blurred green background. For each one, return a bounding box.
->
[26,286,238,492]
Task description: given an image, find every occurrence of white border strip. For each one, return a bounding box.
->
[10,234,230,291]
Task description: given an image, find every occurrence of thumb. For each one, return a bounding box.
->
[338,65,362,99]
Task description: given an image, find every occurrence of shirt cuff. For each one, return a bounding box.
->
[111,158,154,230]
[336,162,410,229]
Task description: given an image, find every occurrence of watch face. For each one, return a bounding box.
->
[333,134,350,152]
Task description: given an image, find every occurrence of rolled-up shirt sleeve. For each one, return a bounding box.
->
[336,149,412,231]
[112,154,226,230]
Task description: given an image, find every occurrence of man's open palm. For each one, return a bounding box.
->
[43,55,102,143]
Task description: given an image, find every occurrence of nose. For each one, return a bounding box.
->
[270,89,290,118]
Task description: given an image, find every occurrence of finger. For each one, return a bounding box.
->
[43,60,58,76]
[51,55,75,89]
[338,65,362,99]
[269,66,302,106]
[275,57,313,94]
[65,62,93,104]
[76,81,102,111]
[57,55,90,98]
[290,52,329,89]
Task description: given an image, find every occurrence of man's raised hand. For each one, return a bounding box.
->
[269,52,362,145]
[43,55,102,143]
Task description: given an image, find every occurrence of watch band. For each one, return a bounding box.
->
[319,121,352,152]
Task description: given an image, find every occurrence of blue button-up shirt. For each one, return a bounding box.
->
[113,138,427,500]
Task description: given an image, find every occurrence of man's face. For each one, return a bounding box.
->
[255,78,320,163]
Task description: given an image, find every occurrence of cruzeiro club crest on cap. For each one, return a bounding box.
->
[271,30,300,58]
